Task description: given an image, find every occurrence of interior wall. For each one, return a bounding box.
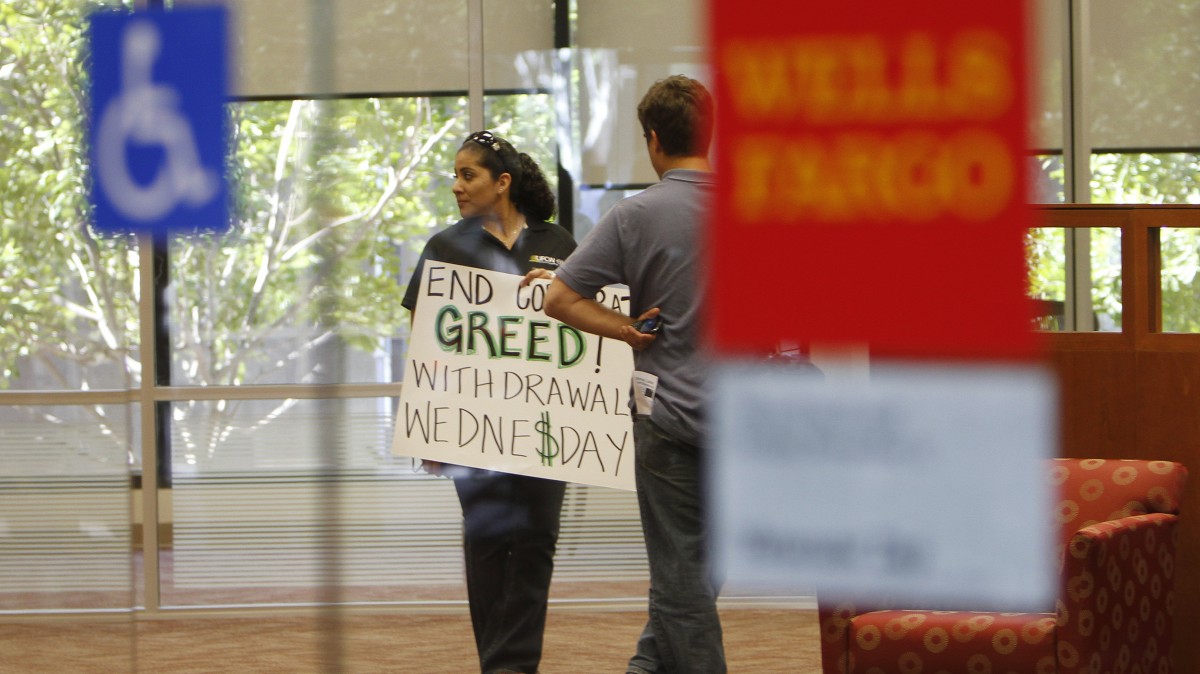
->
[1047,205,1200,672]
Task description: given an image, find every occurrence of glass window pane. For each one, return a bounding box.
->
[0,0,140,391]
[1027,226,1121,331]
[1091,152,1200,205]
[484,93,558,195]
[1028,227,1067,330]
[1091,227,1123,331]
[1160,227,1200,332]
[1029,154,1066,204]
[0,404,134,611]
[168,97,468,386]
[1,237,140,391]
[576,186,645,243]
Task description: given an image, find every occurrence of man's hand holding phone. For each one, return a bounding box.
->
[620,309,662,351]
[632,316,662,334]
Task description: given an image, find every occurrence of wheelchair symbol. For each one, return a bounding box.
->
[95,20,220,222]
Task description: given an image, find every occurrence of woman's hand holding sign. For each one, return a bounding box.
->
[520,268,555,286]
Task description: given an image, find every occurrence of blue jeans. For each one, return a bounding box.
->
[626,418,726,674]
[454,469,566,674]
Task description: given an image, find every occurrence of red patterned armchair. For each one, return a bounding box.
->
[818,458,1188,674]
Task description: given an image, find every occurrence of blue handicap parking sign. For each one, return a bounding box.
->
[88,7,229,235]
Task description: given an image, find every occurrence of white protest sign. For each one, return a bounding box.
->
[710,362,1057,609]
[392,262,636,491]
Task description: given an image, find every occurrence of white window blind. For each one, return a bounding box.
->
[1029,0,1065,152]
[179,0,471,97]
[482,0,555,92]
[1088,0,1200,150]
[575,0,709,187]
[161,398,648,607]
[180,0,556,98]
[0,405,134,611]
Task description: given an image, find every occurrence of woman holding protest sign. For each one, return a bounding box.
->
[401,130,575,674]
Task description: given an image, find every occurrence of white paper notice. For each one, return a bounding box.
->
[392,262,636,491]
[710,362,1058,609]
[631,371,659,416]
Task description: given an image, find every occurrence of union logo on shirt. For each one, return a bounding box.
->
[529,254,564,267]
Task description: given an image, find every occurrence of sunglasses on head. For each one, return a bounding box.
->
[467,130,502,153]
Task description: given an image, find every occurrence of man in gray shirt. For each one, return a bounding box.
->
[543,75,724,674]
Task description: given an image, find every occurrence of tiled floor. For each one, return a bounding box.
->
[0,607,823,673]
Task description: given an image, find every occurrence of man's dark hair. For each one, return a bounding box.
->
[636,75,714,157]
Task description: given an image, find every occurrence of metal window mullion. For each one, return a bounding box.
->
[303,3,348,668]
[137,233,161,613]
[1064,228,1093,331]
[468,0,484,132]
[554,0,575,234]
[1064,0,1094,331]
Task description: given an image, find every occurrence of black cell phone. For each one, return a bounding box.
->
[632,316,662,334]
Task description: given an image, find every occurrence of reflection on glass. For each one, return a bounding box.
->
[576,186,646,242]
[485,93,558,198]
[167,97,468,387]
[486,93,562,229]
[1160,228,1200,333]
[0,404,134,611]
[1029,154,1065,204]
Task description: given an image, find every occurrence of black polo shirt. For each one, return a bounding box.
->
[402,217,576,311]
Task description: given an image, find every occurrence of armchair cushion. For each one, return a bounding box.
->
[1052,459,1185,557]
[848,610,1055,673]
[1058,512,1180,674]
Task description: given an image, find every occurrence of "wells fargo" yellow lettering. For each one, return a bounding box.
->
[732,129,1015,224]
[722,31,1014,124]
